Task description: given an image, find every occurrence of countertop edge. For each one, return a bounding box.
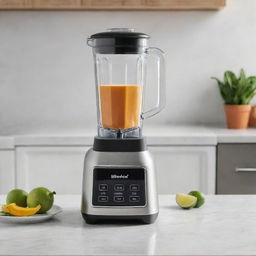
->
[1,125,256,148]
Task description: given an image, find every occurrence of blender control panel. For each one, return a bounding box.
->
[92,167,146,206]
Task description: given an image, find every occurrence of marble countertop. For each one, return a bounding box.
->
[1,194,256,256]
[1,125,256,149]
[13,125,217,146]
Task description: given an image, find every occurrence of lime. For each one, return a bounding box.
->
[188,191,205,208]
[27,187,56,214]
[176,194,197,209]
[6,189,28,207]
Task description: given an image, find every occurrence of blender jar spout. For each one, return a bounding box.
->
[87,38,94,47]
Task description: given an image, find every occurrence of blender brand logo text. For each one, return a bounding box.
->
[111,174,129,179]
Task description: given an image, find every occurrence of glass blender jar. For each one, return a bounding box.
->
[81,29,165,224]
[87,28,165,139]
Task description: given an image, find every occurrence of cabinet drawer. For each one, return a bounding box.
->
[217,144,256,194]
[149,146,216,194]
[16,147,89,194]
[15,145,216,195]
[0,150,15,193]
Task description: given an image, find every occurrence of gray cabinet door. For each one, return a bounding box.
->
[217,144,256,194]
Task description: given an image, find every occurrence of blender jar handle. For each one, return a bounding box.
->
[141,47,166,119]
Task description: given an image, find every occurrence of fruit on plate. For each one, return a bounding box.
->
[2,203,41,216]
[176,194,197,209]
[2,204,9,213]
[6,189,28,207]
[27,187,56,214]
[188,190,205,208]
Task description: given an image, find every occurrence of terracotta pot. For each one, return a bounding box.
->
[224,105,252,129]
[249,105,256,127]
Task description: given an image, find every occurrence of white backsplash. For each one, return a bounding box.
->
[0,0,256,135]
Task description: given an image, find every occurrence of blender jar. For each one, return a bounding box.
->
[87,28,165,139]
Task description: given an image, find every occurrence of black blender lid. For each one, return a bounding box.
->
[88,28,150,54]
[90,28,150,39]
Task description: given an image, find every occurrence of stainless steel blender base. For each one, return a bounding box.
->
[81,148,159,224]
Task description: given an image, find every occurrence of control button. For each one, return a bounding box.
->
[114,196,124,202]
[114,184,124,191]
[129,196,140,203]
[99,184,108,191]
[130,184,140,191]
[98,196,108,202]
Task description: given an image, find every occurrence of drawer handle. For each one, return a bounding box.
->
[236,168,256,172]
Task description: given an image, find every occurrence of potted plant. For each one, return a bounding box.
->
[212,69,256,129]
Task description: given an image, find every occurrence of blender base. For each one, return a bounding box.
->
[81,137,159,225]
[82,213,158,224]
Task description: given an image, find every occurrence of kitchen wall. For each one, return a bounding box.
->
[0,0,256,135]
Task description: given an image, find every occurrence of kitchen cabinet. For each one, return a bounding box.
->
[149,146,216,194]
[217,143,256,194]
[0,150,15,194]
[16,146,89,194]
[0,0,226,10]
[15,145,215,194]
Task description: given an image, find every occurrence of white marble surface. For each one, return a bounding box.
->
[1,195,256,256]
[144,125,217,146]
[212,126,256,143]
[2,125,256,149]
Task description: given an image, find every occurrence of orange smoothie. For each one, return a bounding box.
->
[99,84,142,130]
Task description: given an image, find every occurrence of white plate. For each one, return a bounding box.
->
[0,205,62,224]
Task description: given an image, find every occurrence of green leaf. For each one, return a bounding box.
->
[224,71,237,87]
[248,76,256,86]
[239,69,246,82]
[211,77,223,86]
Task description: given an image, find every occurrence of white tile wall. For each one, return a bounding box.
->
[1,0,256,135]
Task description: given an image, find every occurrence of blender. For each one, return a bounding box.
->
[81,28,165,224]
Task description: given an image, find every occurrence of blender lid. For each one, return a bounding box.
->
[88,28,150,54]
[90,28,149,39]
